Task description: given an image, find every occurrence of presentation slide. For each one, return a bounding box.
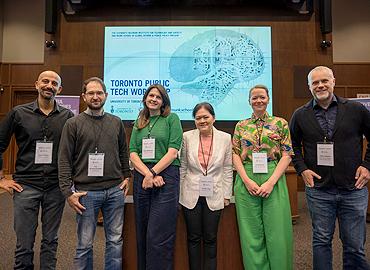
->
[104,26,272,121]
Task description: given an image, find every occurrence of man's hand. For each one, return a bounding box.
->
[243,179,260,196]
[142,174,154,190]
[67,192,87,215]
[355,166,370,189]
[256,181,274,198]
[301,169,321,188]
[119,178,130,196]
[152,175,165,187]
[0,177,23,194]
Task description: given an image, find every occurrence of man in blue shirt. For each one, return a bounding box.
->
[290,66,370,270]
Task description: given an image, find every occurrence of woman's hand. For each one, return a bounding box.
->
[256,181,274,198]
[224,199,230,207]
[152,175,165,187]
[142,174,154,189]
[243,179,260,196]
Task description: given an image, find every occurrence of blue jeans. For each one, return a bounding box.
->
[133,165,179,270]
[74,184,125,270]
[13,184,65,270]
[306,186,370,270]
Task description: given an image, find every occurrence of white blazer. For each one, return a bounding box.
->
[179,127,233,211]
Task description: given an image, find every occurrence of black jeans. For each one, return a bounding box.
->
[183,197,222,270]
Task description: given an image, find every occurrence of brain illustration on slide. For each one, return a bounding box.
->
[104,26,271,120]
[169,29,265,105]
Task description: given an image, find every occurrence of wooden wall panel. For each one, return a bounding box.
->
[345,86,370,98]
[333,86,345,97]
[0,86,11,114]
[10,65,48,86]
[0,64,10,85]
[333,64,370,86]
[60,65,84,95]
[332,64,370,98]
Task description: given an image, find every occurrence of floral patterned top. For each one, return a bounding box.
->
[232,112,294,163]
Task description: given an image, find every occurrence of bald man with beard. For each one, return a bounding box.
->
[0,71,74,269]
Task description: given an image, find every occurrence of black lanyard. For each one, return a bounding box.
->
[147,116,160,138]
[87,116,105,153]
[199,131,213,176]
[39,115,50,142]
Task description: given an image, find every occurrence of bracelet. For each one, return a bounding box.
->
[149,168,157,177]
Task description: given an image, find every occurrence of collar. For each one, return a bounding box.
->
[312,95,338,109]
[84,107,105,116]
[32,99,60,113]
[251,111,269,123]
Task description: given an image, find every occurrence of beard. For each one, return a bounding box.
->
[313,90,332,101]
[39,89,56,100]
[87,100,106,110]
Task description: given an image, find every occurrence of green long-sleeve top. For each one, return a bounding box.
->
[129,113,183,166]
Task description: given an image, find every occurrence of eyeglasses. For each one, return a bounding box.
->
[85,91,105,97]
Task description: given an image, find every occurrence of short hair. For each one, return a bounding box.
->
[82,77,106,93]
[307,66,334,85]
[249,84,269,100]
[192,102,215,118]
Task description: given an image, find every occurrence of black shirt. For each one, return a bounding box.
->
[313,95,338,140]
[0,99,74,190]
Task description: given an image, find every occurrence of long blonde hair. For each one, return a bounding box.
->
[137,84,171,129]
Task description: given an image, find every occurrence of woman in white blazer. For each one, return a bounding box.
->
[180,102,233,270]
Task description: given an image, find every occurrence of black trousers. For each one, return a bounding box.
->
[183,197,222,270]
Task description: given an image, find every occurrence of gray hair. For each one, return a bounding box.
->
[307,66,334,85]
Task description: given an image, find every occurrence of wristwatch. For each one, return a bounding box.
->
[149,168,157,177]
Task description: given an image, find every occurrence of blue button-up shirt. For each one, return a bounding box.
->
[313,95,338,140]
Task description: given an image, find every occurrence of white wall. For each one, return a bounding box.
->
[332,0,370,63]
[1,0,44,63]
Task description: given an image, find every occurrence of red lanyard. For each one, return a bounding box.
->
[199,131,213,176]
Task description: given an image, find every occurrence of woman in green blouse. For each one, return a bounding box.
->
[129,84,183,270]
[232,85,293,270]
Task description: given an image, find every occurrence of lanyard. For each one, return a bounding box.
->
[199,131,213,176]
[42,126,49,142]
[87,116,105,153]
[39,115,49,142]
[147,116,160,138]
[256,120,264,147]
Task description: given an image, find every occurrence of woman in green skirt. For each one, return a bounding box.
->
[232,84,293,270]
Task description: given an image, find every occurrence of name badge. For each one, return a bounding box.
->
[88,153,105,176]
[317,142,334,166]
[252,152,268,173]
[199,175,214,197]
[35,141,53,164]
[142,138,155,159]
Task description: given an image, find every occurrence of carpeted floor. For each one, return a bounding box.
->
[0,191,369,269]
